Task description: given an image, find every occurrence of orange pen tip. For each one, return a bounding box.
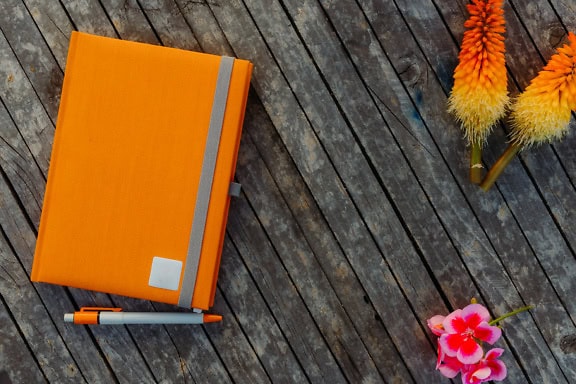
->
[203,314,222,323]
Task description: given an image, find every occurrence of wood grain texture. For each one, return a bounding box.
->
[243,93,415,382]
[0,30,53,175]
[217,237,306,384]
[0,0,63,123]
[237,125,385,383]
[0,289,46,384]
[1,0,576,382]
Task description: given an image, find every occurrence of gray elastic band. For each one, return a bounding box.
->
[178,56,235,308]
[228,182,242,197]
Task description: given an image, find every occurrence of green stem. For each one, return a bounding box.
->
[489,305,533,325]
[479,143,521,192]
[470,141,483,184]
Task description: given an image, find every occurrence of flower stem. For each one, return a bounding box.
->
[489,306,533,325]
[479,143,521,192]
[470,141,483,184]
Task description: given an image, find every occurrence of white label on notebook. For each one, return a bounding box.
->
[149,257,183,291]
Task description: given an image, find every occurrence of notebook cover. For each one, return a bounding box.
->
[31,32,252,310]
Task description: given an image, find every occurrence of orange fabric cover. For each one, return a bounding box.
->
[31,32,252,310]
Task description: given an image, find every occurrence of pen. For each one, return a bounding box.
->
[64,307,222,325]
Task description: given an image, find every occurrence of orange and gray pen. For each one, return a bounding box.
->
[64,307,222,325]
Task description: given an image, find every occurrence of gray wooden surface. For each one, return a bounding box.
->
[1,0,575,383]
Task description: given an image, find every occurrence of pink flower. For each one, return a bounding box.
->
[427,315,446,336]
[461,348,507,383]
[439,354,464,379]
[436,344,464,378]
[428,315,447,369]
[439,304,502,364]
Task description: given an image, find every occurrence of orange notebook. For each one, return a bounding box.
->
[31,32,253,310]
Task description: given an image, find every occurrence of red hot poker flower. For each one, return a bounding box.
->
[480,32,576,191]
[509,32,576,146]
[448,0,509,183]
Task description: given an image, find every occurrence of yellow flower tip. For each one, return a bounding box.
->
[509,94,571,147]
[510,32,576,147]
[449,0,509,145]
[448,85,509,144]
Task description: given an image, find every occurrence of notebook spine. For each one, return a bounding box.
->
[31,32,80,282]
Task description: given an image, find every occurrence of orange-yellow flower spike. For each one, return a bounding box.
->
[509,32,576,146]
[448,0,509,145]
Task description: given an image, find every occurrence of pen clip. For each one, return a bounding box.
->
[79,307,122,313]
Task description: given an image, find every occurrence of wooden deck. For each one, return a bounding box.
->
[1,0,576,383]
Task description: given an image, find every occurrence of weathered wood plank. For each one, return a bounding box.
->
[0,271,46,384]
[204,286,273,384]
[236,121,387,383]
[136,0,202,51]
[0,181,85,383]
[0,29,53,176]
[215,238,304,383]
[227,194,349,383]
[104,293,237,384]
[0,101,45,226]
[551,0,576,33]
[0,0,63,123]
[173,0,235,55]
[69,290,187,384]
[60,0,116,37]
[22,0,74,69]
[382,0,576,381]
[295,1,529,381]
[242,93,415,382]
[0,176,121,382]
[99,0,159,44]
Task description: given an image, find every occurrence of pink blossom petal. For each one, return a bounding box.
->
[457,337,483,364]
[439,333,463,357]
[435,342,444,369]
[443,309,465,333]
[485,349,507,381]
[428,315,446,335]
[438,355,463,378]
[438,364,460,379]
[474,322,502,344]
[487,359,507,381]
[462,366,491,383]
[485,348,505,360]
[471,367,492,380]
[462,304,490,324]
